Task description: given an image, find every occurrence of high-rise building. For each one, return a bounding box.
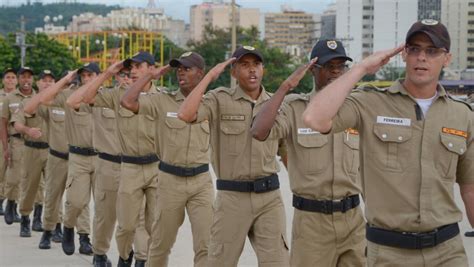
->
[321,3,336,39]
[189,1,260,42]
[418,0,441,20]
[264,8,319,57]
[441,0,474,70]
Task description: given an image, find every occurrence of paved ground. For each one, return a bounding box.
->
[1,164,473,266]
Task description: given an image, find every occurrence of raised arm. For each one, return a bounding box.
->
[178,57,236,122]
[120,64,171,113]
[39,70,77,106]
[302,45,404,133]
[251,58,317,141]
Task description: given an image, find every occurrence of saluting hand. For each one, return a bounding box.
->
[106,60,125,75]
[26,128,42,139]
[65,69,78,84]
[151,64,172,80]
[358,44,404,74]
[207,57,237,82]
[282,57,318,91]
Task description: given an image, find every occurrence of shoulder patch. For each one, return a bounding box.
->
[448,95,473,111]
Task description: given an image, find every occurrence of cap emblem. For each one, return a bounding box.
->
[327,40,338,50]
[181,52,193,58]
[243,45,255,51]
[421,19,438,26]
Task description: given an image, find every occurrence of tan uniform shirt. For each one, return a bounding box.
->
[11,99,48,143]
[92,88,121,155]
[37,105,68,153]
[1,89,34,136]
[139,89,210,168]
[0,89,6,118]
[94,84,158,157]
[196,86,280,180]
[331,80,474,232]
[52,85,93,148]
[268,93,361,200]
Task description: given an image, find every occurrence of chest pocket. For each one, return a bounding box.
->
[51,109,65,122]
[219,121,246,155]
[71,110,90,126]
[437,133,467,180]
[296,132,330,173]
[342,131,360,175]
[101,108,116,131]
[191,120,210,152]
[373,124,412,172]
[165,117,187,147]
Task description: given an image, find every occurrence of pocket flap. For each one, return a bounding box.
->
[220,122,246,135]
[440,133,467,155]
[373,124,412,143]
[165,118,187,129]
[101,108,115,118]
[296,134,328,148]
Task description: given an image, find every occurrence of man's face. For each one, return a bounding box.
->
[37,75,55,92]
[18,72,33,92]
[231,54,263,92]
[115,69,132,87]
[402,33,451,88]
[176,65,204,91]
[130,62,151,82]
[2,72,17,91]
[311,58,348,89]
[80,70,97,85]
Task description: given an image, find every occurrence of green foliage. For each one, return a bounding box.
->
[0,2,119,35]
[1,32,80,78]
[187,25,314,93]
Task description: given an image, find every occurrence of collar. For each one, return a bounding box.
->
[231,85,270,105]
[388,79,448,99]
[175,90,185,101]
[14,88,33,98]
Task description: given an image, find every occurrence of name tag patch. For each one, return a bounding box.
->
[376,116,411,126]
[221,114,245,121]
[442,127,468,138]
[9,103,19,108]
[298,128,319,135]
[52,109,65,116]
[166,112,178,118]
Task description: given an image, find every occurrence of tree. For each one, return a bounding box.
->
[0,36,17,71]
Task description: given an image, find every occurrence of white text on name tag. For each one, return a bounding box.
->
[376,116,411,126]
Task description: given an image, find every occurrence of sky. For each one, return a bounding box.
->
[6,0,335,23]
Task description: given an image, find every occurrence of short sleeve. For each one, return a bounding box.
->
[195,91,217,123]
[10,105,26,125]
[267,101,291,140]
[95,89,115,109]
[331,92,363,134]
[456,112,474,184]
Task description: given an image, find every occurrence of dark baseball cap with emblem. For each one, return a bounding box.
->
[310,39,352,65]
[2,67,16,77]
[39,69,55,80]
[17,66,34,76]
[406,19,450,51]
[78,62,100,75]
[231,46,264,63]
[169,51,205,69]
[124,51,155,68]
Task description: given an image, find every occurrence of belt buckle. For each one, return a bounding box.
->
[253,178,270,193]
[320,201,332,214]
[412,229,438,249]
[182,168,195,177]
[332,200,344,213]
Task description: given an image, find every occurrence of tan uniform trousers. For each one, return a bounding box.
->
[115,162,157,261]
[4,137,24,201]
[290,206,366,267]
[0,146,6,199]
[63,153,95,231]
[148,171,214,267]
[208,189,289,267]
[133,201,150,261]
[367,234,468,267]
[34,174,45,205]
[92,157,120,255]
[19,146,48,216]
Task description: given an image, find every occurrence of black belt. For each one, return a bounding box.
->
[292,194,360,214]
[159,161,209,177]
[98,152,122,164]
[216,174,279,193]
[9,133,22,139]
[121,154,159,165]
[68,145,98,156]
[366,223,460,249]
[49,148,69,160]
[24,140,49,149]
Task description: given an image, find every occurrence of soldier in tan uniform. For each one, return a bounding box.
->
[38,63,100,256]
[24,71,91,250]
[12,70,54,237]
[178,46,289,266]
[304,20,474,266]
[121,52,214,266]
[0,68,18,216]
[71,52,159,267]
[252,40,366,266]
[1,67,35,225]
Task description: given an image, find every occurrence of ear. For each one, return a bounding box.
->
[443,53,452,68]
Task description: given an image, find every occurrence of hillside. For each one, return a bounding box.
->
[0,2,120,35]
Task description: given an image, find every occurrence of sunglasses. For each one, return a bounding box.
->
[405,45,447,58]
[118,72,131,78]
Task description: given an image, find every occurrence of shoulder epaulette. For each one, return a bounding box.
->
[355,83,387,92]
[284,93,308,103]
[448,95,473,111]
[162,88,177,95]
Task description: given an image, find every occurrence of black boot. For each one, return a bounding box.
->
[39,230,52,249]
[13,202,21,223]
[20,215,31,237]
[4,200,14,224]
[465,231,474,237]
[62,226,75,255]
[52,223,63,243]
[93,254,112,267]
[117,250,134,267]
[32,204,43,232]
[78,233,93,255]
[134,260,146,267]
[0,198,4,216]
